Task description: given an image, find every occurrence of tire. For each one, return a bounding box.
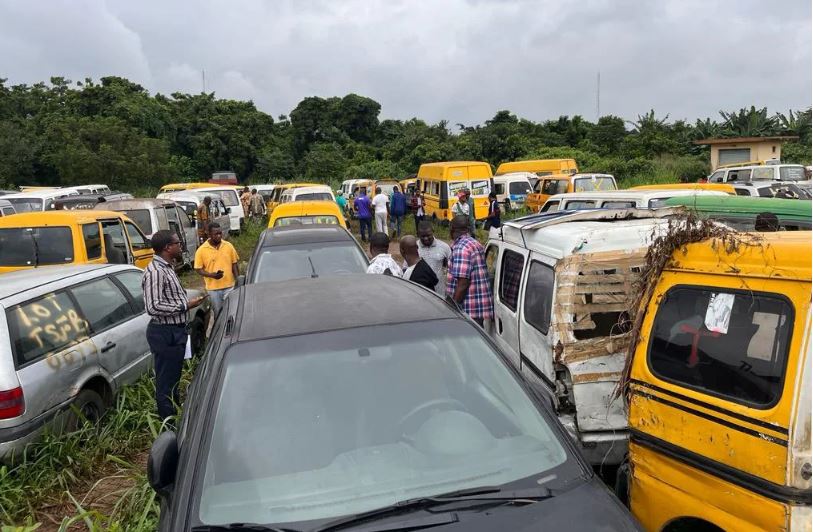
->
[190,315,206,357]
[66,389,106,431]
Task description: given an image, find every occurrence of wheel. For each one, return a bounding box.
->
[190,315,206,357]
[66,389,106,431]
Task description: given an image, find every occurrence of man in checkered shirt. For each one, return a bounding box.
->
[447,215,494,327]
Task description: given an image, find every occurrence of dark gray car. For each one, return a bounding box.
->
[148,275,640,531]
[244,225,369,284]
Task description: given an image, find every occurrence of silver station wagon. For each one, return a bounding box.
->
[0,264,209,460]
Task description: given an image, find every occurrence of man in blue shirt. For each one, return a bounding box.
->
[353,187,373,242]
[389,185,408,238]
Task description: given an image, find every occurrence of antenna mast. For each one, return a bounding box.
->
[596,71,601,120]
[202,69,206,94]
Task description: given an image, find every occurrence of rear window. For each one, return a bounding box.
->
[252,242,368,283]
[602,201,636,209]
[562,200,596,210]
[648,286,793,408]
[120,209,153,235]
[648,198,672,208]
[295,193,332,202]
[573,176,616,192]
[0,227,74,266]
[274,216,339,227]
[780,166,806,181]
[7,291,89,366]
[5,198,43,213]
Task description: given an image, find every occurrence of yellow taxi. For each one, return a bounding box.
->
[267,200,347,229]
[525,173,617,212]
[266,182,322,213]
[624,231,811,531]
[158,182,214,195]
[0,211,154,273]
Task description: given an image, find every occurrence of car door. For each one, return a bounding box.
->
[110,269,153,383]
[101,218,132,265]
[176,206,198,262]
[516,253,558,385]
[164,205,189,265]
[491,244,528,368]
[6,289,98,429]
[69,274,149,389]
[123,220,154,268]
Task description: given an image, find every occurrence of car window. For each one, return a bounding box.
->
[648,287,792,408]
[523,261,554,335]
[295,193,333,201]
[780,166,805,181]
[602,201,636,209]
[0,227,74,266]
[176,207,193,229]
[274,216,339,227]
[563,200,596,210]
[734,188,752,196]
[7,291,90,366]
[499,250,524,312]
[125,221,150,251]
[509,181,531,195]
[709,170,726,183]
[70,277,135,333]
[82,223,102,260]
[752,167,774,180]
[757,186,774,198]
[120,209,153,235]
[485,244,499,282]
[114,270,145,313]
[541,180,561,195]
[252,242,369,283]
[494,183,505,195]
[469,179,490,196]
[573,176,616,192]
[5,198,43,212]
[540,200,559,212]
[222,190,239,207]
[195,319,573,526]
[165,205,179,224]
[1,207,14,216]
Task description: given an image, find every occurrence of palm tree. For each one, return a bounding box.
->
[627,109,670,133]
[776,108,811,142]
[718,106,778,137]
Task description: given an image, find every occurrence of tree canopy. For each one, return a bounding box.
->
[0,76,809,190]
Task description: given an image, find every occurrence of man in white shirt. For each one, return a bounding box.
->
[366,232,403,277]
[371,186,389,233]
[416,220,452,295]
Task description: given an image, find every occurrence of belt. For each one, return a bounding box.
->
[148,321,187,328]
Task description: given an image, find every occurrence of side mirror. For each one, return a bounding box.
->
[237,274,245,287]
[225,207,232,214]
[148,431,179,497]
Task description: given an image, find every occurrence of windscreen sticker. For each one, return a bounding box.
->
[704,293,735,334]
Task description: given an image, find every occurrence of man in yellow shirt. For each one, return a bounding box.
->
[194,222,239,317]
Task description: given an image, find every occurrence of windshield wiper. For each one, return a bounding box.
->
[307,256,318,278]
[311,485,553,532]
[191,524,301,532]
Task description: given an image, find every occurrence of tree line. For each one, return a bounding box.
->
[0,76,809,191]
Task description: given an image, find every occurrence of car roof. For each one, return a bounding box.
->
[547,190,724,202]
[500,208,674,259]
[258,225,355,247]
[0,210,127,227]
[235,274,458,341]
[290,185,332,194]
[2,189,77,200]
[0,264,135,302]
[664,195,812,216]
[103,198,176,209]
[271,201,342,217]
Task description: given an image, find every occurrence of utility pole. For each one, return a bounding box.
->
[596,71,601,121]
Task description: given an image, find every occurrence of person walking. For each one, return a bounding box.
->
[389,185,407,238]
[416,220,451,296]
[336,190,347,213]
[400,235,438,291]
[194,222,239,318]
[354,187,373,242]
[196,196,212,244]
[451,188,476,235]
[372,186,389,233]
[366,232,403,276]
[240,186,252,215]
[414,190,425,224]
[485,190,502,239]
[142,230,207,420]
[447,215,494,327]
[249,188,266,219]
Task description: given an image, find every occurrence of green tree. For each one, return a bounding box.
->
[719,106,778,137]
[587,115,626,155]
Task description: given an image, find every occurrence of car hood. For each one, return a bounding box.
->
[429,478,639,532]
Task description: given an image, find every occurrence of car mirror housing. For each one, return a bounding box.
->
[148,430,179,497]
[225,207,231,214]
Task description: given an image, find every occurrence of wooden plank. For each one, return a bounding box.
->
[572,285,634,295]
[560,302,631,313]
[557,273,638,284]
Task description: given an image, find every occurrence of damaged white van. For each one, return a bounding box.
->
[485,208,672,465]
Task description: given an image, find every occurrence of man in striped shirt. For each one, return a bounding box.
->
[142,230,207,420]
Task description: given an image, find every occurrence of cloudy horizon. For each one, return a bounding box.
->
[1,0,810,125]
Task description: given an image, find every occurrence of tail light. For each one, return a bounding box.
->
[0,387,25,419]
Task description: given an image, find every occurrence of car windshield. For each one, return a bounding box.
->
[274,215,340,227]
[120,209,153,235]
[201,190,239,207]
[573,176,616,192]
[0,227,74,266]
[251,241,368,283]
[509,181,531,195]
[194,319,575,527]
[295,192,333,201]
[5,198,43,213]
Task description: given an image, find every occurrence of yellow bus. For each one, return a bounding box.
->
[495,158,578,176]
[417,161,493,221]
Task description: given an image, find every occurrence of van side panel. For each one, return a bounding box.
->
[630,442,787,532]
[788,305,811,491]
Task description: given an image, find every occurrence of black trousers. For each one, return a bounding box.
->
[146,322,188,420]
[359,217,372,241]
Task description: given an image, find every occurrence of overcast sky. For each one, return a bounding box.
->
[1,0,810,125]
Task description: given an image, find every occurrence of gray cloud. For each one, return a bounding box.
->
[0,0,809,124]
